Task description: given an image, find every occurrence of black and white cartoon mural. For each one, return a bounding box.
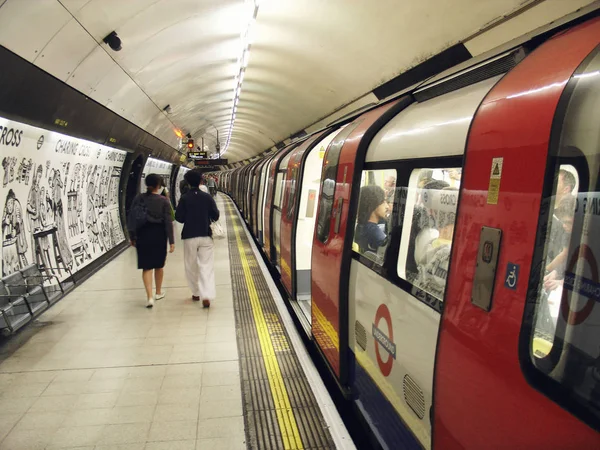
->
[2,189,28,276]
[0,117,127,280]
[141,158,172,194]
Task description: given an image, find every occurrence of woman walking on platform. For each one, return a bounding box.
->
[127,173,175,308]
[175,170,220,307]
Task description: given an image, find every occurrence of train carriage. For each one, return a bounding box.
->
[213,13,600,449]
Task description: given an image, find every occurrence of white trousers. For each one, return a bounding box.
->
[183,236,216,300]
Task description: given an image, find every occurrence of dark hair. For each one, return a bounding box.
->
[423,179,449,190]
[145,173,162,193]
[559,169,576,192]
[179,179,190,195]
[185,169,202,188]
[357,185,385,224]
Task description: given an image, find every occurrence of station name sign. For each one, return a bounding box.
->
[187,151,207,160]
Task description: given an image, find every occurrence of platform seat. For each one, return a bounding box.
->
[21,264,63,305]
[0,280,32,335]
[3,272,49,317]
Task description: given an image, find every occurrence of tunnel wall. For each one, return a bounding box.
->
[0,115,127,280]
[0,44,189,286]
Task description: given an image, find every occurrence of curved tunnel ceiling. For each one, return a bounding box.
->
[0,0,596,162]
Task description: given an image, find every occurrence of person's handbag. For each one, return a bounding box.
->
[210,220,225,239]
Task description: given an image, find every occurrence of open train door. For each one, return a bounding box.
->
[435,18,600,449]
[311,98,411,384]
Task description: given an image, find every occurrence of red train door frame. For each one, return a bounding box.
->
[252,158,269,237]
[264,143,298,263]
[434,18,600,449]
[280,129,332,298]
[311,97,412,387]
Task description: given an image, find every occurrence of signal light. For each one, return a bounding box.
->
[187,139,194,149]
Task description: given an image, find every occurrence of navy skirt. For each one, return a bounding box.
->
[136,223,167,270]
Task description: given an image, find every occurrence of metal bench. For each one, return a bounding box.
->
[3,272,49,318]
[0,280,32,335]
[20,264,63,305]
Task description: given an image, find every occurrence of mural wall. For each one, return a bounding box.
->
[174,167,190,205]
[141,157,172,194]
[0,116,127,280]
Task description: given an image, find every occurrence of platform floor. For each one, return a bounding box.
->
[0,195,348,450]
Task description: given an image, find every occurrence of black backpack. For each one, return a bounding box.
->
[128,195,149,232]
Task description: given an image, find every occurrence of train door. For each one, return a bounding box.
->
[249,161,261,231]
[245,165,252,219]
[345,73,502,449]
[252,158,269,237]
[240,165,251,216]
[311,100,405,382]
[272,151,293,272]
[258,155,276,246]
[435,19,600,449]
[264,145,295,262]
[246,162,258,221]
[280,132,328,294]
[280,129,342,327]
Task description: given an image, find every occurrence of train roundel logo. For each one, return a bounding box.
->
[560,244,598,325]
[373,304,396,377]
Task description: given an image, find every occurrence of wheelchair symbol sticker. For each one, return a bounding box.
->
[505,263,519,290]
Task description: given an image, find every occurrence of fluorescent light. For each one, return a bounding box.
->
[242,50,249,68]
[239,70,245,83]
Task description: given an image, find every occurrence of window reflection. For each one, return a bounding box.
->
[401,168,461,301]
[534,166,578,356]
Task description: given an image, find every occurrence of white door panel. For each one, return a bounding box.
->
[350,261,439,449]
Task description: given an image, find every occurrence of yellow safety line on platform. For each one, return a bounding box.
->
[227,202,304,450]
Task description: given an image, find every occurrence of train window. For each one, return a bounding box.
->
[274,172,284,208]
[532,164,579,357]
[524,47,600,430]
[398,167,461,301]
[353,169,397,265]
[286,162,299,220]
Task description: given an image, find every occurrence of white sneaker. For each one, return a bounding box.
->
[155,292,165,301]
[146,297,154,308]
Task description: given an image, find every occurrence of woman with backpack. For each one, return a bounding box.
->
[127,173,175,308]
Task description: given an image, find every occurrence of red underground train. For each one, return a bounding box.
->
[216,13,600,450]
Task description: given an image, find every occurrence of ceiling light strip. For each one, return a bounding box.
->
[223,0,259,154]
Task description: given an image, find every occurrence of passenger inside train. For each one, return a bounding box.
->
[355,185,389,257]
[536,166,579,341]
[403,169,461,301]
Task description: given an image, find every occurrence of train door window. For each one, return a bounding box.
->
[524,47,600,430]
[398,167,461,302]
[286,162,299,221]
[353,169,397,265]
[273,170,286,269]
[316,121,361,243]
[274,172,284,208]
[532,164,579,357]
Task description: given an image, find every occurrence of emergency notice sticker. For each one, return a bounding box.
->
[487,157,503,205]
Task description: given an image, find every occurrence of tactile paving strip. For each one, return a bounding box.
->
[225,198,335,450]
